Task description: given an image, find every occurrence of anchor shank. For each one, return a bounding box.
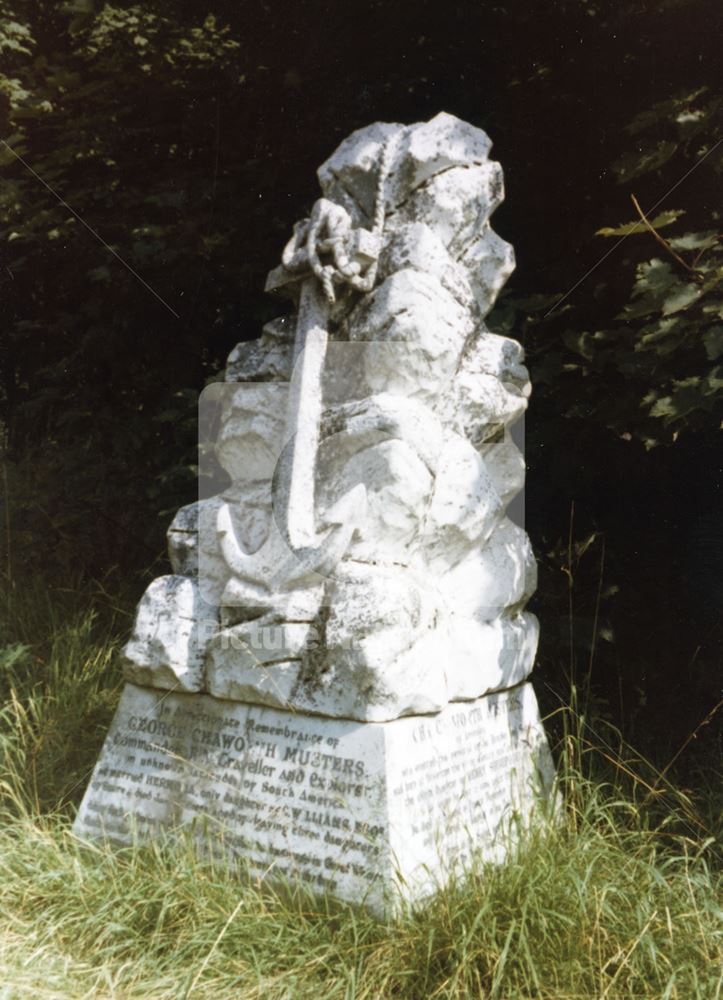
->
[276,278,330,550]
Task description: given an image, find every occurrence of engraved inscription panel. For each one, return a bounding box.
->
[74,683,553,911]
[75,686,389,903]
[385,684,554,891]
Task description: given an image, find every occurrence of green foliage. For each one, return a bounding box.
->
[1,810,721,998]
[596,208,686,237]
[0,574,126,813]
[0,1,268,573]
[0,0,720,781]
[1,0,720,583]
[491,80,722,447]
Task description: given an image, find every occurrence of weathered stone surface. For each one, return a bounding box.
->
[480,431,526,510]
[167,501,203,577]
[317,112,496,228]
[325,437,434,562]
[317,120,402,224]
[460,229,516,316]
[436,518,537,623]
[225,316,294,382]
[216,383,289,483]
[421,431,503,570]
[438,363,529,448]
[118,112,539,720]
[122,576,218,693]
[203,559,539,722]
[344,268,472,401]
[315,560,441,710]
[443,611,539,700]
[218,579,323,628]
[393,163,505,257]
[400,111,493,188]
[378,222,474,306]
[461,330,531,391]
[205,615,314,707]
[77,115,555,915]
[320,393,444,471]
[168,482,275,605]
[318,396,442,564]
[73,681,555,915]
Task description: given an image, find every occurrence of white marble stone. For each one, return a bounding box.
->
[119,113,539,720]
[462,329,531,390]
[122,576,218,693]
[225,317,294,382]
[401,111,493,187]
[205,619,309,707]
[344,268,472,402]
[443,611,540,700]
[438,367,529,448]
[461,229,517,317]
[324,437,434,561]
[436,518,537,623]
[168,483,276,606]
[393,163,505,258]
[480,431,526,510]
[204,561,540,723]
[316,112,497,229]
[378,222,474,307]
[77,113,556,916]
[317,120,403,224]
[216,383,289,483]
[421,431,503,570]
[73,681,555,915]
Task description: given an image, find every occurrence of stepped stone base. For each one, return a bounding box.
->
[73,682,555,915]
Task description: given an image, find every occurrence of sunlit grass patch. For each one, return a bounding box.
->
[0,578,720,998]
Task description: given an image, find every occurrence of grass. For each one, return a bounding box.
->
[0,575,721,999]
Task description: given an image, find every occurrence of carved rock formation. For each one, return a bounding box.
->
[123,112,538,722]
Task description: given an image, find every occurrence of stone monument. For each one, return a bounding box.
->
[74,113,555,915]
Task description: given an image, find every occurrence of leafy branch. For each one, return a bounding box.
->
[630,194,703,281]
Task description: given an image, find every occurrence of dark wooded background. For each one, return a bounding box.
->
[1,0,721,762]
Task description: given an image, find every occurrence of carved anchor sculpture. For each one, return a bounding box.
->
[216,141,393,614]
